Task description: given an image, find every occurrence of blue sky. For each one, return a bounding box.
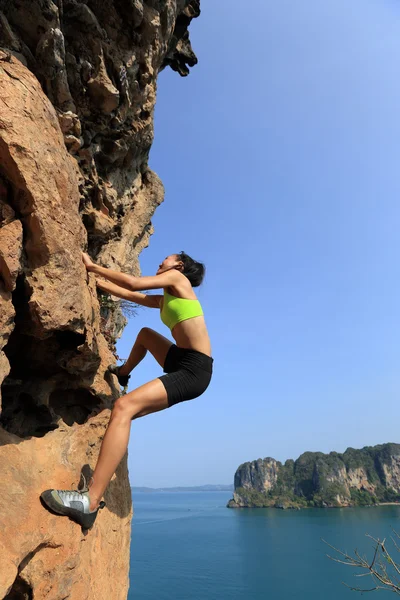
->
[118,0,400,487]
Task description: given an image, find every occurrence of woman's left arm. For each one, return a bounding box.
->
[83,253,179,291]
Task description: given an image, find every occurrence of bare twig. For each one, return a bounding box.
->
[323,534,400,595]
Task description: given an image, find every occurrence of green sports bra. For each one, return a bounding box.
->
[160,290,204,331]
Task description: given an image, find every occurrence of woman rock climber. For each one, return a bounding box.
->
[40,251,213,528]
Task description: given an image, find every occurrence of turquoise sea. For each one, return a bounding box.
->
[129,492,400,599]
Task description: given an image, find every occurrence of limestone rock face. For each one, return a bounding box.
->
[346,467,375,494]
[380,455,400,493]
[233,457,279,492]
[228,444,400,509]
[0,2,200,598]
[0,415,131,600]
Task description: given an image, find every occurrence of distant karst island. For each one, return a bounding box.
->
[133,485,234,493]
[228,443,400,509]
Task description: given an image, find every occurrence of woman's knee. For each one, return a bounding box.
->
[138,326,154,340]
[111,396,140,421]
[137,327,161,354]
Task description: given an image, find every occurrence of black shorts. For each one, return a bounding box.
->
[159,345,213,407]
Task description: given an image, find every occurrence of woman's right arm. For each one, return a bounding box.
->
[96,279,162,308]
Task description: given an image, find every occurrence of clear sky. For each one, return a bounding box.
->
[118,0,400,487]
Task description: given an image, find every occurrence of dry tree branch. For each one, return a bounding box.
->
[120,299,141,318]
[322,535,400,595]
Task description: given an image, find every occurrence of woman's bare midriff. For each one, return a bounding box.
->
[170,316,212,356]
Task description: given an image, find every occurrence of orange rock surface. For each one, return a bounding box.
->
[0,1,200,597]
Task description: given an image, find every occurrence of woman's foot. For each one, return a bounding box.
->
[108,364,130,388]
[40,475,106,529]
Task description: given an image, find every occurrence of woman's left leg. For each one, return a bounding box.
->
[88,378,168,510]
[41,378,169,526]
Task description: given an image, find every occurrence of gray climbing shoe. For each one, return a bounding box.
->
[108,363,130,388]
[40,474,105,529]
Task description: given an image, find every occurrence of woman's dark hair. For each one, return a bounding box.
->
[177,251,205,287]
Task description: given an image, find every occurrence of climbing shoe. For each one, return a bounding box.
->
[108,364,130,388]
[40,474,105,529]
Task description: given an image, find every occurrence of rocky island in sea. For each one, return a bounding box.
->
[228,443,400,509]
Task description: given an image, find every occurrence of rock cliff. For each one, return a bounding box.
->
[228,443,400,509]
[0,1,200,598]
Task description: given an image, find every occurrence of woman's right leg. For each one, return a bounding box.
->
[118,327,172,376]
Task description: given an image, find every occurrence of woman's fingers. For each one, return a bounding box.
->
[95,277,107,288]
[82,251,94,269]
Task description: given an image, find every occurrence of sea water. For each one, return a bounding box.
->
[129,492,400,599]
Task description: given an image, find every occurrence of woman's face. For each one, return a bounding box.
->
[156,254,182,275]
